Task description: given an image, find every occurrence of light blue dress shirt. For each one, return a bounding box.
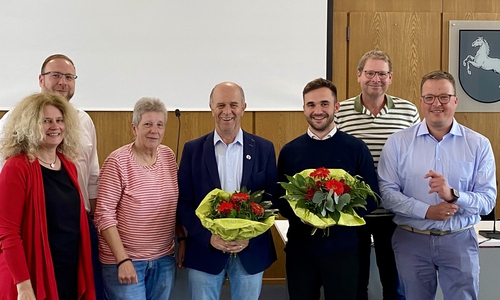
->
[378,119,496,231]
[213,129,243,193]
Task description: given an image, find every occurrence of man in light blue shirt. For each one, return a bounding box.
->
[378,70,496,300]
[177,82,277,300]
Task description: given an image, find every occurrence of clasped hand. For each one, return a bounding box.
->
[210,235,248,253]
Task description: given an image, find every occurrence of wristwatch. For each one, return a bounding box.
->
[446,188,460,203]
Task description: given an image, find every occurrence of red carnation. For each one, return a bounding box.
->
[250,202,264,215]
[217,202,234,215]
[231,192,251,203]
[305,187,316,200]
[340,179,351,193]
[310,167,330,179]
[325,179,344,196]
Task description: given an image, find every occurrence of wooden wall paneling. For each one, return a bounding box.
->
[442,13,500,71]
[87,111,133,167]
[262,226,286,284]
[454,112,500,216]
[443,0,500,13]
[333,12,348,100]
[334,0,441,13]
[441,11,500,216]
[0,111,5,119]
[347,12,441,112]
[254,111,307,158]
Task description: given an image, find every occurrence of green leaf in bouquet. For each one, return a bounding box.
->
[312,191,325,204]
[262,209,279,219]
[295,199,309,209]
[284,174,305,190]
[335,193,351,211]
[325,195,334,212]
[305,176,316,187]
[321,206,327,217]
[279,182,304,195]
[342,205,356,215]
[282,194,304,201]
[294,173,306,188]
[250,190,265,203]
[228,209,238,218]
[330,210,341,224]
[259,200,273,209]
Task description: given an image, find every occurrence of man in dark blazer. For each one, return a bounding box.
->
[177,81,277,300]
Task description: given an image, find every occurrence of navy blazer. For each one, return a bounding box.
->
[177,130,278,275]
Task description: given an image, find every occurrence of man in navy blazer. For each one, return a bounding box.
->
[177,81,277,300]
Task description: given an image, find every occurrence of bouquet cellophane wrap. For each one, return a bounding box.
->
[196,188,276,241]
[287,169,366,228]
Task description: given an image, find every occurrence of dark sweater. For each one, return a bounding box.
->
[277,131,378,255]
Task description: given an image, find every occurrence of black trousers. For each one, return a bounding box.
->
[356,216,404,300]
[286,246,358,300]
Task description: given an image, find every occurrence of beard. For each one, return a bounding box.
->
[306,113,335,133]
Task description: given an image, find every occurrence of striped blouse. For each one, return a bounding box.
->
[95,143,178,263]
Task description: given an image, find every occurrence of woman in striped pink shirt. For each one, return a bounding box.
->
[95,97,185,300]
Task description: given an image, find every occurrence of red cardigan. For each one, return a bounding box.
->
[0,153,95,299]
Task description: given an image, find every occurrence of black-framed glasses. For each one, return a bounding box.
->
[363,70,390,79]
[41,71,78,81]
[421,94,455,104]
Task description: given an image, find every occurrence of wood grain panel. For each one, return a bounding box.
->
[347,12,441,112]
[333,12,348,100]
[443,0,500,13]
[334,0,441,12]
[254,111,307,158]
[87,111,133,166]
[442,13,500,71]
[262,226,286,284]
[455,112,500,215]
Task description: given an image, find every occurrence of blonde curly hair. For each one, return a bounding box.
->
[0,93,80,162]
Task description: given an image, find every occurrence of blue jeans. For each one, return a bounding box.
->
[188,256,263,300]
[102,255,176,300]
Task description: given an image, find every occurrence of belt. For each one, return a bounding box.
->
[399,225,473,236]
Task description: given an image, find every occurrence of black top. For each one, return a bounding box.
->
[41,165,80,268]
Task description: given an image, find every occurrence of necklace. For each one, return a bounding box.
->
[132,145,157,167]
[38,156,57,168]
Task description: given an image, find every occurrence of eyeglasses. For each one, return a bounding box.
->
[363,70,390,79]
[41,71,78,81]
[421,94,455,104]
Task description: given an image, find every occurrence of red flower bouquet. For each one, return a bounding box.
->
[280,168,377,235]
[196,187,278,241]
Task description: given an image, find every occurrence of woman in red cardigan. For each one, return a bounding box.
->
[0,93,95,300]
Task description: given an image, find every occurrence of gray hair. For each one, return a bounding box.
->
[132,97,167,126]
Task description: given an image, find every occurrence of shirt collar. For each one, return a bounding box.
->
[354,94,395,115]
[213,128,243,146]
[307,126,337,140]
[417,118,462,138]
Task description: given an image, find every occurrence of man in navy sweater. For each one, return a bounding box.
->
[277,78,378,300]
